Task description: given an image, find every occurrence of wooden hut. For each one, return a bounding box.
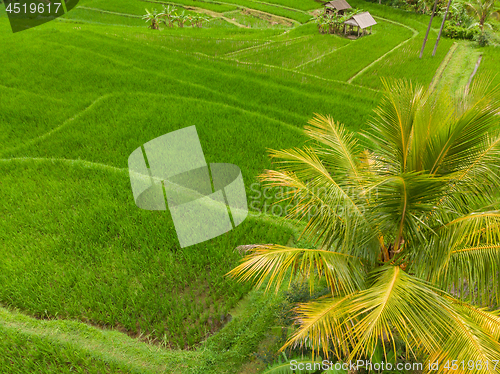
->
[343,11,376,37]
[324,0,352,15]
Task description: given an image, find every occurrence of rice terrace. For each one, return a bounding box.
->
[1,0,500,372]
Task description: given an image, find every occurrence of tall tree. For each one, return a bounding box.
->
[420,0,439,58]
[432,0,453,56]
[229,78,500,369]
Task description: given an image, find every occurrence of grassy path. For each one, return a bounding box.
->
[430,41,482,95]
[0,306,198,374]
[427,42,458,94]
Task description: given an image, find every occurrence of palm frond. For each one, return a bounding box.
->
[427,298,500,374]
[261,355,324,374]
[227,245,365,295]
[425,211,500,305]
[283,267,455,361]
[304,114,365,187]
[363,78,425,173]
[280,294,356,359]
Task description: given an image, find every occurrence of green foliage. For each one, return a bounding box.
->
[475,29,492,45]
[160,4,177,27]
[261,353,323,374]
[299,20,414,81]
[229,80,500,368]
[174,9,189,27]
[443,22,479,39]
[143,8,162,30]
[448,1,476,27]
[465,0,500,31]
[353,37,454,88]
[0,323,130,373]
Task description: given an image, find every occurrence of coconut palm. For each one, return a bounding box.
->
[420,0,439,58]
[466,0,499,31]
[228,78,500,370]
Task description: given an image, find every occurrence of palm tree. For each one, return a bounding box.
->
[229,78,500,370]
[420,0,439,58]
[466,0,499,31]
[432,0,453,56]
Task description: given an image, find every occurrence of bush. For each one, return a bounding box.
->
[443,23,479,40]
[475,31,491,47]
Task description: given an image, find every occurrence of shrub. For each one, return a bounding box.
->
[443,22,479,39]
[475,31,491,46]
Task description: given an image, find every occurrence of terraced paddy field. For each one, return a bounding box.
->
[0,0,499,372]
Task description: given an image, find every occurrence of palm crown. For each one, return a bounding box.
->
[229,78,500,371]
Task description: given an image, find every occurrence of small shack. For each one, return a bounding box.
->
[344,11,376,37]
[324,0,352,15]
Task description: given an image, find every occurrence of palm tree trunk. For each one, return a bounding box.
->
[420,0,439,58]
[432,0,452,56]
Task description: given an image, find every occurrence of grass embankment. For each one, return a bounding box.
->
[1,0,499,372]
[0,14,376,355]
[0,289,284,374]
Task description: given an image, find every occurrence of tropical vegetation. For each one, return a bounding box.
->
[465,0,499,31]
[316,9,364,35]
[1,0,500,371]
[229,78,500,370]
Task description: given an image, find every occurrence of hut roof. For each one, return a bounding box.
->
[325,0,352,11]
[345,11,377,29]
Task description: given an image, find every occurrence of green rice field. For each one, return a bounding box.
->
[0,0,499,372]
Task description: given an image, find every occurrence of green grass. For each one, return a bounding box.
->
[250,0,321,11]
[0,323,131,373]
[143,0,240,13]
[79,0,158,15]
[0,288,283,374]
[0,16,377,353]
[432,41,482,95]
[353,37,455,88]
[224,9,286,28]
[348,0,444,33]
[228,33,350,69]
[477,46,500,89]
[206,0,312,22]
[63,8,147,27]
[0,158,295,349]
[298,20,414,81]
[79,0,239,14]
[1,0,500,372]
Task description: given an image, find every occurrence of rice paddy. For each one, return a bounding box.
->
[1,0,499,371]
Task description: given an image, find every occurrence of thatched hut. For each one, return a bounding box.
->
[324,0,352,15]
[344,11,376,37]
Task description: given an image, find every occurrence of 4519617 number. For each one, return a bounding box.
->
[5,2,62,14]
